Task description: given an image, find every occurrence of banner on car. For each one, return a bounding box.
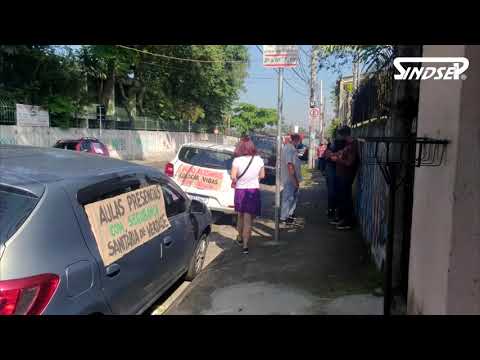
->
[176,164,224,191]
[84,184,171,267]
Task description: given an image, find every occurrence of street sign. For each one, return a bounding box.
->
[309,107,320,127]
[263,45,298,68]
[294,125,299,133]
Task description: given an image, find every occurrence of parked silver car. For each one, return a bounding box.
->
[0,145,212,315]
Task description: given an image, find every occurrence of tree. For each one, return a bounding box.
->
[231,103,277,135]
[325,117,342,140]
[0,45,88,126]
[1,45,249,130]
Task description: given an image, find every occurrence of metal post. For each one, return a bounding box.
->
[384,164,396,316]
[274,68,284,243]
[99,107,102,136]
[188,119,192,143]
[308,46,319,169]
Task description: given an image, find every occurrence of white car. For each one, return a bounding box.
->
[165,142,236,215]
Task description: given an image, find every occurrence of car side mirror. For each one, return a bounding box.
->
[190,199,206,214]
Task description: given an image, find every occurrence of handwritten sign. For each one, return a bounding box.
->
[84,184,171,267]
[176,164,223,191]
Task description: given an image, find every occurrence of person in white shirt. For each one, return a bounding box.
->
[231,136,265,254]
[280,134,302,225]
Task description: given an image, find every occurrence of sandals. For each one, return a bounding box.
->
[236,235,248,254]
[236,235,243,246]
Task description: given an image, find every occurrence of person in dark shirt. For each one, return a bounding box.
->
[323,131,346,220]
[327,126,358,230]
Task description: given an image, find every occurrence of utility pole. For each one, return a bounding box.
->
[308,45,319,169]
[273,68,284,244]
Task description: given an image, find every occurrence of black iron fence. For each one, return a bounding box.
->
[0,104,221,134]
[351,70,393,126]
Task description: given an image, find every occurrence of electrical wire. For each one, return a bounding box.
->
[116,45,247,64]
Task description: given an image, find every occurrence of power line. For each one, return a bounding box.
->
[117,45,247,64]
[289,67,308,84]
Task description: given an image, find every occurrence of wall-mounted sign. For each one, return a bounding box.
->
[16,104,49,127]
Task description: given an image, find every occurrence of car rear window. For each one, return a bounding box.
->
[252,137,275,153]
[54,142,78,150]
[0,186,39,244]
[178,146,233,170]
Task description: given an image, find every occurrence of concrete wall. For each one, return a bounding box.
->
[0,125,238,161]
[408,45,480,314]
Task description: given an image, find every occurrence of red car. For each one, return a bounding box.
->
[54,137,110,157]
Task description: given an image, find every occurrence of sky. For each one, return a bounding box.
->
[239,45,353,130]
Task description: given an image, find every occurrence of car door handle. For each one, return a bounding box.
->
[163,236,174,247]
[106,263,121,277]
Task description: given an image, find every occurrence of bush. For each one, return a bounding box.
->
[46,95,78,128]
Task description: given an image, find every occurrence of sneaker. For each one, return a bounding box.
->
[287,216,296,223]
[243,248,249,255]
[329,218,342,225]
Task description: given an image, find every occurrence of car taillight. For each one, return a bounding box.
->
[0,274,59,315]
[165,163,174,177]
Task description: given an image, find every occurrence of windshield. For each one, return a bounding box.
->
[179,147,234,170]
[0,186,39,244]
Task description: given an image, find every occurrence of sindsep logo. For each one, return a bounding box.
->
[393,57,469,80]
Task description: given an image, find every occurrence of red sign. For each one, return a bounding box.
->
[263,45,298,68]
[176,164,224,191]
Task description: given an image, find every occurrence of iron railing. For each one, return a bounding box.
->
[0,104,215,133]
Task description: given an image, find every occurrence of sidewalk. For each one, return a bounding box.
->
[166,168,383,315]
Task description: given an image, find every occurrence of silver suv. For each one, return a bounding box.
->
[0,145,211,315]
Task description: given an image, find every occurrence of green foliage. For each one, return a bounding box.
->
[317,45,394,75]
[231,103,277,135]
[326,118,343,140]
[45,95,78,128]
[0,45,249,129]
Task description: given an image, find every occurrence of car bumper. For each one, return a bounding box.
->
[208,206,236,214]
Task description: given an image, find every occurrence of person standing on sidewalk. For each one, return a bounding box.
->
[231,136,265,254]
[323,132,346,221]
[280,133,302,225]
[328,126,358,230]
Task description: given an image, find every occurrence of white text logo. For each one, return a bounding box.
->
[393,57,469,80]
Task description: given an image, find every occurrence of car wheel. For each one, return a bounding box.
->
[185,233,209,281]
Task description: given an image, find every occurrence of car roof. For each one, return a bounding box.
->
[0,145,154,186]
[180,142,235,153]
[56,137,101,143]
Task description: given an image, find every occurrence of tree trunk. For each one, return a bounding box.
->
[137,84,146,116]
[119,80,137,126]
[101,63,115,116]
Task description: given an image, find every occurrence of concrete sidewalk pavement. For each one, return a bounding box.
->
[166,168,383,315]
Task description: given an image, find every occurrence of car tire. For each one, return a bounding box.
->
[185,233,209,281]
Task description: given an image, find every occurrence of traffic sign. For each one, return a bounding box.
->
[263,45,298,68]
[309,107,320,125]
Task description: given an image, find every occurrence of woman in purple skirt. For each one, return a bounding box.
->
[231,136,265,254]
